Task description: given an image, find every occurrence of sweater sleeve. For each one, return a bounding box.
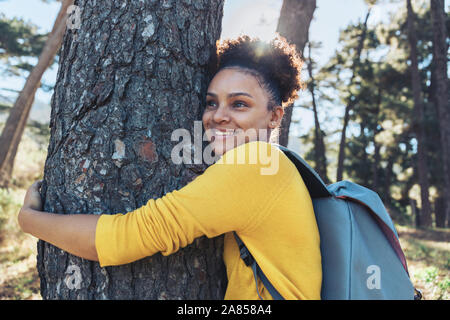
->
[95,141,294,267]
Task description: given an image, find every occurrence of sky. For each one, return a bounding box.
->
[0,0,447,150]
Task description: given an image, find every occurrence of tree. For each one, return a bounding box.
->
[0,0,74,188]
[430,0,449,228]
[37,0,226,299]
[305,0,446,227]
[406,0,432,227]
[276,0,316,147]
[336,3,373,182]
[305,41,329,184]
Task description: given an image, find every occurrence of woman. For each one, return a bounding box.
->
[18,35,322,300]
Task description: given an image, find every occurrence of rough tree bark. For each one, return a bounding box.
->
[430,0,449,228]
[276,0,316,147]
[37,0,226,299]
[336,7,371,182]
[406,0,433,227]
[0,0,74,188]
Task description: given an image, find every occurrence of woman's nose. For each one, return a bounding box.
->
[212,104,230,123]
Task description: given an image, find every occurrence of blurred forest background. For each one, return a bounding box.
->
[0,0,448,299]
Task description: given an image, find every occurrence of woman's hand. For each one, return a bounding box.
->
[22,180,43,211]
[17,179,100,262]
[18,179,43,233]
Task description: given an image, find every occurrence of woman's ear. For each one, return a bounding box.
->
[269,106,284,128]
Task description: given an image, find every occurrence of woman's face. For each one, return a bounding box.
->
[202,68,283,156]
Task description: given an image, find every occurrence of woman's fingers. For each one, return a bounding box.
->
[30,180,43,193]
[23,180,44,211]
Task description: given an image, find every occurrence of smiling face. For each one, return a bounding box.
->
[202,68,284,156]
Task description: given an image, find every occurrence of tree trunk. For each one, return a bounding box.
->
[37,0,226,300]
[383,156,394,205]
[410,198,420,228]
[406,0,433,228]
[276,0,316,147]
[434,197,447,228]
[336,8,371,181]
[0,0,73,188]
[372,142,380,189]
[430,0,450,229]
[372,87,382,190]
[306,42,329,184]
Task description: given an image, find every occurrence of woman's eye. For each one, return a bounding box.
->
[205,100,247,109]
[233,101,248,108]
[206,100,217,108]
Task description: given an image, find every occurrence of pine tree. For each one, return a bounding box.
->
[37,0,227,299]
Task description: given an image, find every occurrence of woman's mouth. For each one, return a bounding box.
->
[209,129,237,143]
[213,129,235,137]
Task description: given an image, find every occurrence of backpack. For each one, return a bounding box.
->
[233,144,421,300]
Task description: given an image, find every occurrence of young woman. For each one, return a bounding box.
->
[18,35,322,300]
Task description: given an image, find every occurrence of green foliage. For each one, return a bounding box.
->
[299,1,448,225]
[0,102,12,111]
[0,13,48,76]
[27,120,51,142]
[414,266,450,300]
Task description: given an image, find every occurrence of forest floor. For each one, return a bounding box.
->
[0,219,40,300]
[397,225,449,299]
[0,123,448,300]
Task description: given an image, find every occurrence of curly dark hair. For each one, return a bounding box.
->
[210,35,304,110]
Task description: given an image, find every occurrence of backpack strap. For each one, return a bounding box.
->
[232,144,329,300]
[276,145,411,277]
[233,232,284,300]
[237,144,420,300]
[273,144,331,199]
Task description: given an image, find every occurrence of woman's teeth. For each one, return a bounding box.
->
[214,130,235,136]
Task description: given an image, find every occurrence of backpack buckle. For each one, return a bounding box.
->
[239,246,254,266]
[233,232,255,266]
[414,288,422,300]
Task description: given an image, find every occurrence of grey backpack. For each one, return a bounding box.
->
[234,144,420,300]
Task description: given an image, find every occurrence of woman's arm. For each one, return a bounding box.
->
[20,141,290,267]
[18,180,100,262]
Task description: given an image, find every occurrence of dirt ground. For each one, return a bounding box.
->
[0,234,40,300]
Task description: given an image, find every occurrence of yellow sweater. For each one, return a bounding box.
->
[95,141,322,300]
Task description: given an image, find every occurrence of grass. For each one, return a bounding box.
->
[0,122,45,300]
[0,229,40,300]
[0,186,40,300]
[397,225,450,300]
